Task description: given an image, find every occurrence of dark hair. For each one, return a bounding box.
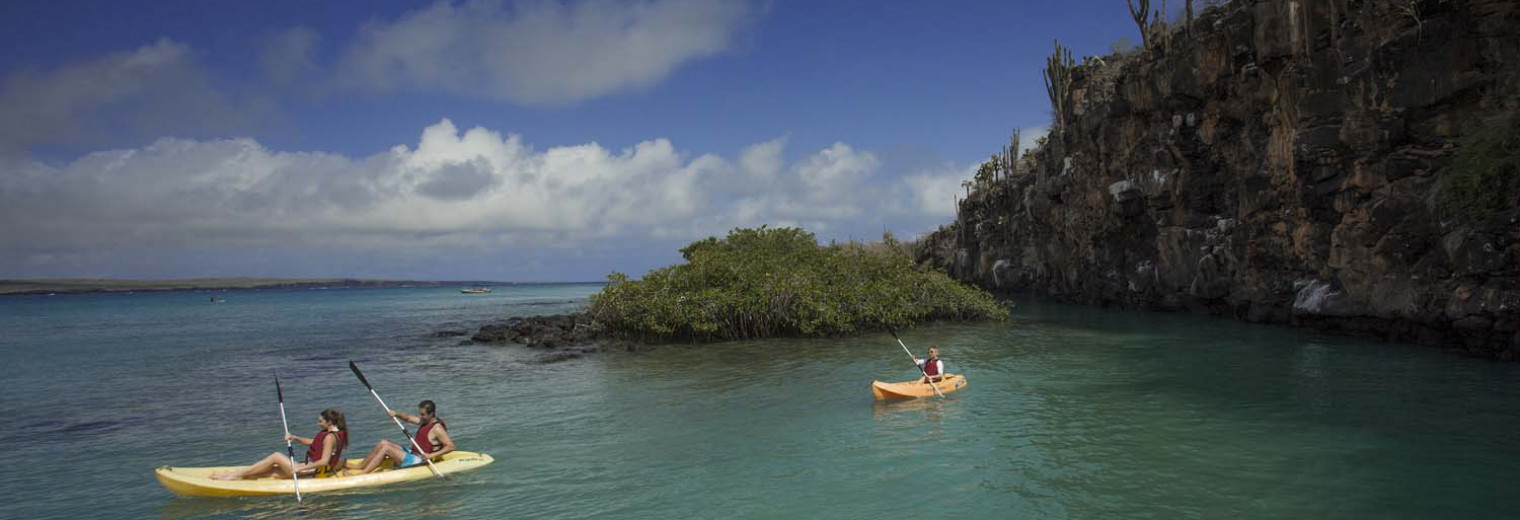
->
[418,400,436,416]
[321,408,349,448]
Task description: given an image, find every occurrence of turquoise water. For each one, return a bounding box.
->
[2,286,1517,519]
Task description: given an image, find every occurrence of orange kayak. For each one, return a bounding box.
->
[870,373,966,400]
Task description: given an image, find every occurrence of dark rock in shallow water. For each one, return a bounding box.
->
[471,322,522,343]
[469,313,646,354]
[534,352,582,363]
[431,330,467,338]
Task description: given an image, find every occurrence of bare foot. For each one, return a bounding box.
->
[341,469,364,477]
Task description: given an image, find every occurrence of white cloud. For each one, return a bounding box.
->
[1018,125,1048,156]
[0,39,266,152]
[332,0,758,106]
[0,119,982,277]
[903,163,976,217]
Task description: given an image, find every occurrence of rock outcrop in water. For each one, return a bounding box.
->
[466,314,645,361]
[919,0,1520,358]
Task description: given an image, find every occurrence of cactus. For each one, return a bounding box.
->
[1185,0,1194,41]
[1153,0,1170,53]
[1043,39,1075,132]
[1128,0,1151,48]
[1000,128,1021,179]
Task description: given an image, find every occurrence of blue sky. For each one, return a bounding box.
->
[0,0,1141,281]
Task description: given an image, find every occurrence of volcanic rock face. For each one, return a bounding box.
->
[921,0,1520,358]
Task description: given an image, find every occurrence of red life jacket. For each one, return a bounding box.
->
[922,357,941,376]
[305,429,347,469]
[412,419,447,456]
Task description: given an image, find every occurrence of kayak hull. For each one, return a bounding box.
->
[871,373,966,400]
[155,451,493,497]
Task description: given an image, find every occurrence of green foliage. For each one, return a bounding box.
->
[587,226,1008,341]
[1436,122,1520,226]
[973,157,999,187]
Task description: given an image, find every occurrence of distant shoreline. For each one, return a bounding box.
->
[0,278,598,296]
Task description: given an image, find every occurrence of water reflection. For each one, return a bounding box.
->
[870,397,947,423]
[158,493,464,520]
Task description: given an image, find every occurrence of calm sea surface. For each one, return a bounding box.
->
[1,285,1516,519]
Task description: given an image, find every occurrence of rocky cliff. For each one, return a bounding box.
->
[920,0,1520,358]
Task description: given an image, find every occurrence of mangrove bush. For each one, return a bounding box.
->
[587,226,1008,341]
[1436,121,1520,226]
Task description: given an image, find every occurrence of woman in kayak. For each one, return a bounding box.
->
[916,346,945,383]
[346,400,454,475]
[211,409,349,480]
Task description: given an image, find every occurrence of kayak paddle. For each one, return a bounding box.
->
[347,361,446,479]
[886,327,946,398]
[274,374,302,502]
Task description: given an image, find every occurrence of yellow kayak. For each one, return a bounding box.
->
[155,451,493,497]
[871,373,967,400]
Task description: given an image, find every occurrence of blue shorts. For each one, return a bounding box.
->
[395,453,424,468]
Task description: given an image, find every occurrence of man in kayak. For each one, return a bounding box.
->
[916,346,945,383]
[211,409,350,480]
[346,400,455,475]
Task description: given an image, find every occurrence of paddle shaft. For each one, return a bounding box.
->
[361,387,447,479]
[894,338,946,398]
[275,378,302,502]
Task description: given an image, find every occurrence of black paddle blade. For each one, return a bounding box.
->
[275,373,284,402]
[349,360,373,390]
[886,325,899,338]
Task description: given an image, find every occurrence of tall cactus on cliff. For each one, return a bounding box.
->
[1043,39,1075,133]
[1185,0,1194,41]
[1000,128,1021,179]
[1128,0,1151,48]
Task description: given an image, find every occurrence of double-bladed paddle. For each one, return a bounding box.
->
[348,361,446,479]
[274,374,302,502]
[886,327,946,398]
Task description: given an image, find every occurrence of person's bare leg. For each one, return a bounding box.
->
[212,452,290,480]
[356,443,408,475]
[346,440,398,475]
[355,441,386,469]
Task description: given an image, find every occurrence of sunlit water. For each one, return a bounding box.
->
[1,286,1516,519]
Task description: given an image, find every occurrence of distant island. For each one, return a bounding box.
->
[0,278,523,296]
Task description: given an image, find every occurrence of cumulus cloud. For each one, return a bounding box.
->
[332,0,758,105]
[1,119,978,278]
[0,39,266,153]
[902,163,977,218]
[1018,125,1048,156]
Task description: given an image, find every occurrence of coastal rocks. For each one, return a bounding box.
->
[468,313,648,359]
[430,330,467,338]
[921,0,1520,358]
[472,314,600,347]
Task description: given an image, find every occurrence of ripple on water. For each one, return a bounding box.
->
[3,292,1520,519]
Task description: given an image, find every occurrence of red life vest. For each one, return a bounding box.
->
[922,357,941,376]
[412,419,447,456]
[305,429,347,469]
